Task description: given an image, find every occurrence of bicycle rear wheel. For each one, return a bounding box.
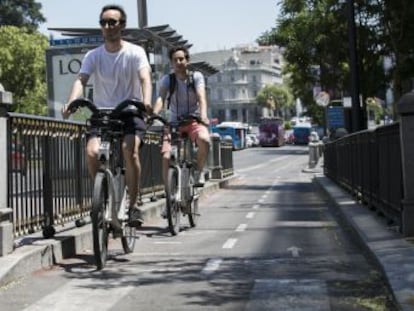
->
[188,171,200,227]
[166,167,180,235]
[91,171,112,270]
[120,188,136,253]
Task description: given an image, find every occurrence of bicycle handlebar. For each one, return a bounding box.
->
[147,114,207,127]
[67,98,147,118]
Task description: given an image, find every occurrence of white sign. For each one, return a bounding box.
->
[315,91,330,107]
[46,46,95,118]
[343,97,352,108]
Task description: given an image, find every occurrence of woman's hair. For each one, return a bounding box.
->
[100,4,127,25]
[169,46,190,61]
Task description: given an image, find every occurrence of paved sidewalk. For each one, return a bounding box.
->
[313,173,414,311]
[0,176,235,288]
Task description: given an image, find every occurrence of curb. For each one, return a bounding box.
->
[0,175,238,288]
[313,174,414,311]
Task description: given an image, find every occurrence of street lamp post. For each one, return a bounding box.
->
[347,0,363,132]
[137,0,148,28]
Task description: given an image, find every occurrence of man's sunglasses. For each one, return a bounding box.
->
[99,18,122,27]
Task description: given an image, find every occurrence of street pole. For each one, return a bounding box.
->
[137,0,148,28]
[347,0,362,132]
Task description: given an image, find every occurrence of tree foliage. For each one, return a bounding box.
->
[258,0,414,118]
[0,0,45,32]
[256,84,294,117]
[0,26,48,115]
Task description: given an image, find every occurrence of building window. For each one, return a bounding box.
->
[218,88,223,100]
[217,74,222,83]
[218,109,225,122]
[231,109,238,121]
[231,89,236,98]
[252,75,257,82]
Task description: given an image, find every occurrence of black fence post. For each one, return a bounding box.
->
[398,91,414,237]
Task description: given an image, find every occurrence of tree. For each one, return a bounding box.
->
[257,0,411,121]
[0,0,46,32]
[0,26,48,115]
[256,84,294,118]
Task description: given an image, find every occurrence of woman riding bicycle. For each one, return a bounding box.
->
[61,4,152,227]
[153,46,210,202]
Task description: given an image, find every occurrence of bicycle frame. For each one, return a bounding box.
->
[169,125,196,208]
[96,134,124,232]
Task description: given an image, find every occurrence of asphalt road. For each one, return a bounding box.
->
[0,145,398,310]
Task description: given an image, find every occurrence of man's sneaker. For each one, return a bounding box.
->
[194,170,205,187]
[128,205,144,227]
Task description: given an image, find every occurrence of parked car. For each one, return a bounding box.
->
[246,134,259,147]
[11,143,27,175]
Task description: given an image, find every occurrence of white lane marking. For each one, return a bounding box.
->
[237,156,289,173]
[274,221,337,228]
[258,198,265,203]
[222,238,237,249]
[22,275,135,311]
[245,279,330,311]
[246,212,255,219]
[201,258,223,275]
[287,246,302,257]
[262,193,268,199]
[252,204,260,209]
[235,224,248,232]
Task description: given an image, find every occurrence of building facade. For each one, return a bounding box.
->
[192,45,284,125]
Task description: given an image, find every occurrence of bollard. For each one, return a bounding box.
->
[0,85,14,256]
[308,141,319,168]
[307,131,320,169]
[398,91,414,237]
[209,134,223,179]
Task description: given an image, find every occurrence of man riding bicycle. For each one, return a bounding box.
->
[153,46,210,206]
[62,4,152,227]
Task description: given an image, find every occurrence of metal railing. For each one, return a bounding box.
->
[6,114,233,239]
[324,122,402,228]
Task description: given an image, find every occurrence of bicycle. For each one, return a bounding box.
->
[67,97,147,270]
[148,114,203,236]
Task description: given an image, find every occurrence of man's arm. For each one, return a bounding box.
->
[62,73,89,119]
[196,85,209,125]
[139,66,153,114]
[153,84,168,115]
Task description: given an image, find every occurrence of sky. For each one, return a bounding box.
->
[38,0,280,53]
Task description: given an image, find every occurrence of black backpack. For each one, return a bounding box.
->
[167,71,196,109]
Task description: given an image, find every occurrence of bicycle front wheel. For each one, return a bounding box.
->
[166,167,180,236]
[91,171,112,270]
[188,171,199,227]
[120,188,136,253]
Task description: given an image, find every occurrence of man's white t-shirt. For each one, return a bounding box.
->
[80,41,150,108]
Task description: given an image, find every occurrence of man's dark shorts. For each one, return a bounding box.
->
[87,114,146,141]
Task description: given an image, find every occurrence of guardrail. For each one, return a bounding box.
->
[324,91,414,237]
[324,123,402,226]
[0,112,233,256]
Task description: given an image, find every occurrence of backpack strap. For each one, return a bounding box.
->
[167,73,176,109]
[166,71,196,109]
